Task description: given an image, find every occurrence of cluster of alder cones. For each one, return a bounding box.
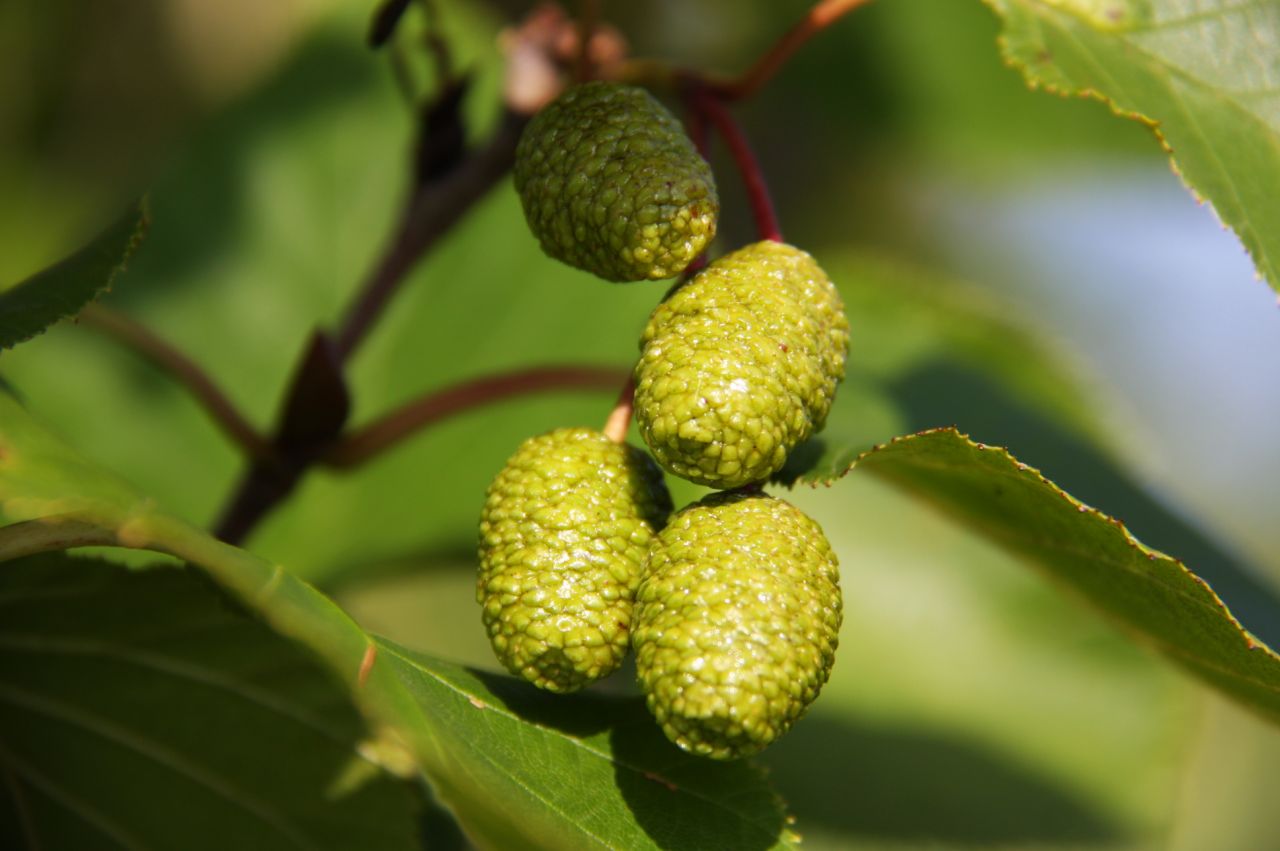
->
[477,81,848,760]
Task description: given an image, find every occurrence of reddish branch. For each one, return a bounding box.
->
[706,0,872,101]
[324,365,628,468]
[601,375,636,443]
[78,305,272,460]
[693,87,782,243]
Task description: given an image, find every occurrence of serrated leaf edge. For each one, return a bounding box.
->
[979,0,1278,291]
[1,197,151,350]
[795,425,1280,683]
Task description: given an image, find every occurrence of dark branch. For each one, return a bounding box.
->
[368,0,413,48]
[706,0,872,101]
[210,7,570,545]
[331,108,528,365]
[323,365,628,469]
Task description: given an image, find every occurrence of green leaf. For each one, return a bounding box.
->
[781,251,1280,658]
[841,428,1280,724]
[0,390,797,850]
[0,200,149,350]
[0,552,419,851]
[983,0,1280,292]
[376,641,794,851]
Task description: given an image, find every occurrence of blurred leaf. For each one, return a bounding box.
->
[768,474,1194,847]
[0,552,419,851]
[0,383,147,527]
[833,427,1280,725]
[985,0,1280,291]
[761,711,1123,847]
[0,199,148,350]
[334,556,499,671]
[830,251,1101,436]
[1167,695,1280,851]
[0,390,797,850]
[776,250,1103,485]
[783,252,1280,654]
[881,359,1280,653]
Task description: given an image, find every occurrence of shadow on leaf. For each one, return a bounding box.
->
[322,541,477,594]
[450,668,788,850]
[609,716,789,851]
[762,712,1123,844]
[465,667,620,740]
[886,359,1280,649]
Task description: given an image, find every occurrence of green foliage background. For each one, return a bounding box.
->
[2,0,1279,848]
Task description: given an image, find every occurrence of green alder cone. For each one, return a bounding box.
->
[634,240,850,488]
[633,492,842,760]
[478,427,673,692]
[513,81,718,282]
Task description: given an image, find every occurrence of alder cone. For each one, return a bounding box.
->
[634,241,850,488]
[633,492,842,759]
[477,427,672,692]
[514,81,718,282]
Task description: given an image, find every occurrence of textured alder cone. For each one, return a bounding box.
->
[513,81,719,282]
[633,492,842,760]
[477,427,673,692]
[634,240,850,488]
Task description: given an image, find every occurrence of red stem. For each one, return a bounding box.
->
[708,0,872,101]
[694,87,782,243]
[323,365,628,469]
[602,376,635,443]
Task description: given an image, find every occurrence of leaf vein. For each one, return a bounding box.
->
[0,738,148,851]
[0,684,319,850]
[0,634,353,745]
[378,644,792,845]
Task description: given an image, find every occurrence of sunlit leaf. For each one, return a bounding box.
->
[836,428,1280,723]
[377,641,795,851]
[0,390,798,850]
[985,0,1280,291]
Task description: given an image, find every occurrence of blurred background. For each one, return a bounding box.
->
[3,0,1279,847]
